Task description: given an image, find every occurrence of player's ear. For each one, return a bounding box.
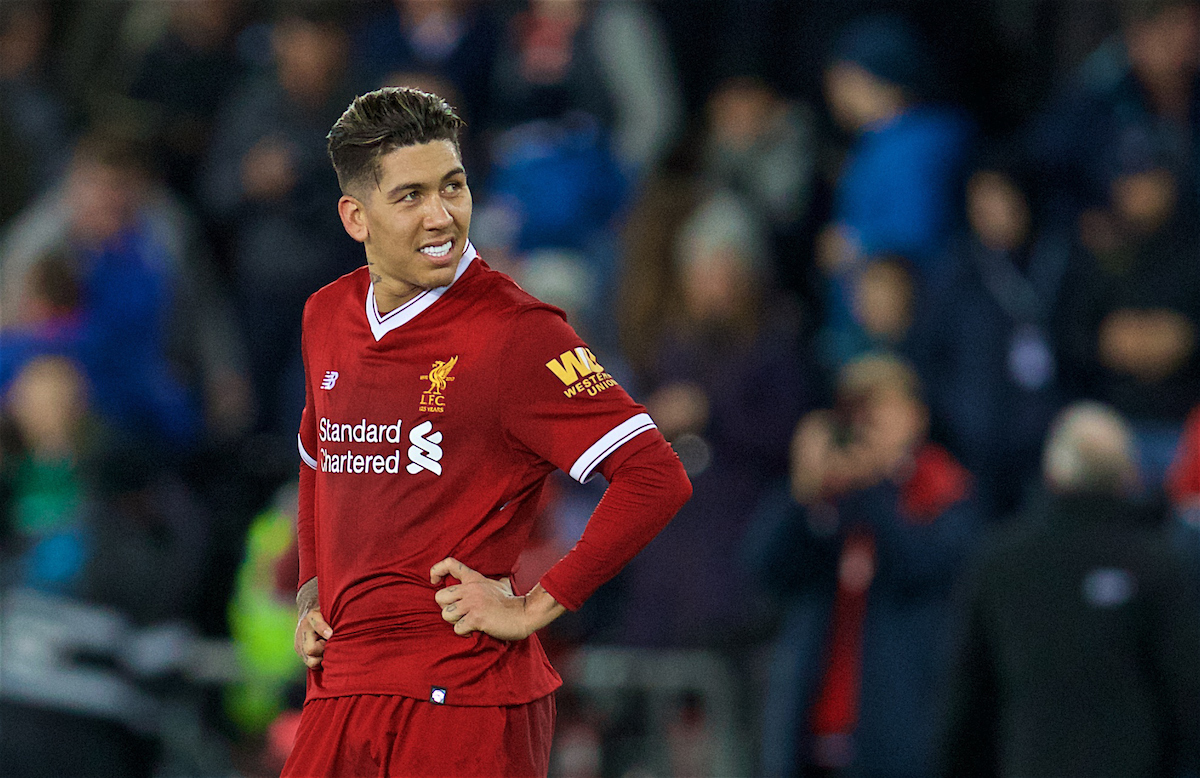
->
[338,194,369,243]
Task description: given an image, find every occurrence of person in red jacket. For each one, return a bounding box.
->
[743,353,979,777]
[1167,404,1200,516]
[282,86,690,778]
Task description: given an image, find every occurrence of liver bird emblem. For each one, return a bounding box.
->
[425,356,458,394]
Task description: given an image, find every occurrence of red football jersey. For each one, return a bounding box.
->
[297,245,657,705]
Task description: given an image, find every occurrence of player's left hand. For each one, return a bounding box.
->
[430,557,532,641]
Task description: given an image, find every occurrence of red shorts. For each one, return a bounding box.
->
[279,693,556,778]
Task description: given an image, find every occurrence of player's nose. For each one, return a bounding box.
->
[422,195,453,229]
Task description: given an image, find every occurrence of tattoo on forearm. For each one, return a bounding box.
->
[297,577,319,614]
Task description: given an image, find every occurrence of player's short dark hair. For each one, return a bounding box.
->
[327,87,466,195]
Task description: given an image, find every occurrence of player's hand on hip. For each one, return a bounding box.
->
[431,557,531,641]
[295,608,333,669]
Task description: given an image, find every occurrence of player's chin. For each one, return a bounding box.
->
[417,263,458,289]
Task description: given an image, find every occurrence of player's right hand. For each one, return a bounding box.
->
[295,608,333,669]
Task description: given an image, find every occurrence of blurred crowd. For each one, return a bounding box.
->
[4,0,1200,776]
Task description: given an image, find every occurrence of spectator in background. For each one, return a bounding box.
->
[1021,0,1200,217]
[850,256,917,354]
[224,481,306,777]
[940,402,1200,778]
[200,2,358,439]
[0,357,214,626]
[12,246,79,323]
[0,356,95,596]
[1167,405,1200,523]
[0,0,71,225]
[350,0,498,132]
[817,12,975,371]
[914,154,1077,521]
[743,354,978,778]
[473,0,683,352]
[1,247,82,374]
[614,139,705,381]
[485,0,681,178]
[0,354,218,778]
[822,253,919,368]
[617,89,820,373]
[1059,126,1200,489]
[0,359,155,778]
[122,0,246,201]
[615,189,816,650]
[0,130,226,451]
[1163,403,1200,587]
[478,114,627,349]
[0,119,250,441]
[1165,405,1200,593]
[355,0,500,181]
[700,76,822,300]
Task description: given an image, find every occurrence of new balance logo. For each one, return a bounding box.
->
[321,371,339,390]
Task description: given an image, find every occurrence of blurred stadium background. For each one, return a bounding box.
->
[4,1,1200,776]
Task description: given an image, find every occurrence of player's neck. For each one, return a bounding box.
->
[372,279,426,314]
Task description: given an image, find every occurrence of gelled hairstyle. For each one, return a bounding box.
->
[326,87,465,195]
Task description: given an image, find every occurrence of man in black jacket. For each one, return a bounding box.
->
[940,401,1200,778]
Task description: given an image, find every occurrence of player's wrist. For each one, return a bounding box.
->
[520,585,566,637]
[517,595,535,639]
[297,576,319,616]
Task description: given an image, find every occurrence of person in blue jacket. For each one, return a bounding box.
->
[816,13,975,371]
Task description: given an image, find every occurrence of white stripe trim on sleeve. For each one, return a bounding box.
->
[298,434,318,470]
[568,413,657,483]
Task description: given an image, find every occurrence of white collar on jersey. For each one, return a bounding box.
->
[365,241,478,341]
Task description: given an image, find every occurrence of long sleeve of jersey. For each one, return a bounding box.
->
[297,463,316,587]
[538,433,691,611]
[296,314,318,590]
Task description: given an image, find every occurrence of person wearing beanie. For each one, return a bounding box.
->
[1020,0,1200,220]
[829,13,935,99]
[612,188,817,651]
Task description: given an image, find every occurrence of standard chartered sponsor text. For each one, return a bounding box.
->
[318,417,443,476]
[319,416,403,444]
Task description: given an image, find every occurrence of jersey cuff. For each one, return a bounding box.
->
[298,434,318,470]
[568,413,657,483]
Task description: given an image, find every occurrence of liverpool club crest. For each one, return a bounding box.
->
[419,356,458,413]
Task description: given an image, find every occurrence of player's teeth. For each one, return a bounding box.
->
[421,242,451,258]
